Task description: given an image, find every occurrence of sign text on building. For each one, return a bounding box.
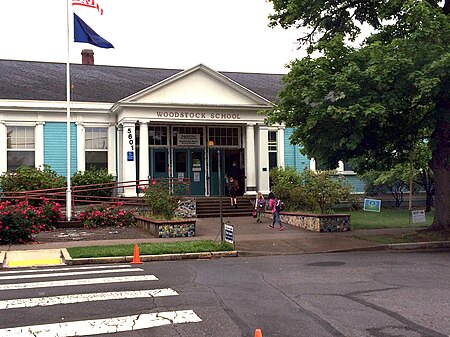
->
[156,111,241,120]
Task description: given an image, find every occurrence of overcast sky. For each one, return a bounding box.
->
[0,0,307,74]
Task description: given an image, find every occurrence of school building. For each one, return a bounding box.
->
[0,51,364,197]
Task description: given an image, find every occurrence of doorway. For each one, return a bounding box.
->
[209,149,244,196]
[173,149,205,196]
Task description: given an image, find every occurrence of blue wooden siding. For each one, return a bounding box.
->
[284,128,309,171]
[342,175,366,193]
[44,122,77,177]
[283,127,366,193]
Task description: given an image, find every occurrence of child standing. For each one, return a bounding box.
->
[255,192,266,223]
[226,177,239,207]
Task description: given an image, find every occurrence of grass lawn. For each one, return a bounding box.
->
[347,208,450,244]
[67,240,234,259]
[348,208,434,230]
[352,231,450,244]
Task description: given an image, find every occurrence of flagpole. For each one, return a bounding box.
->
[66,0,72,221]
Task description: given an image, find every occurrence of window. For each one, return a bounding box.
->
[148,126,168,146]
[315,159,329,171]
[7,126,35,171]
[85,127,108,170]
[268,131,277,169]
[208,127,238,147]
[343,161,354,172]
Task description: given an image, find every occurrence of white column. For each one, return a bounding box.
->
[245,123,257,195]
[257,125,270,194]
[35,122,45,169]
[139,122,149,185]
[122,122,137,196]
[117,124,124,183]
[76,122,85,171]
[0,121,7,174]
[276,126,285,169]
[108,124,116,177]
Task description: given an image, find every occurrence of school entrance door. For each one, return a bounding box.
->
[209,149,243,196]
[173,149,205,196]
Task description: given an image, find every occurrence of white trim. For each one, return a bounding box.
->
[35,123,44,168]
[76,122,85,171]
[0,121,7,174]
[139,122,149,183]
[276,127,285,169]
[108,125,116,177]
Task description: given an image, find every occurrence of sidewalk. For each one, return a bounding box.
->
[1,216,449,268]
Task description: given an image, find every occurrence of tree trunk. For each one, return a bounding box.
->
[429,99,450,231]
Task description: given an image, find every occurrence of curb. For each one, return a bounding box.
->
[0,251,5,268]
[388,241,450,251]
[63,250,239,265]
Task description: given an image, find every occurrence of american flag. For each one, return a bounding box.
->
[72,0,104,15]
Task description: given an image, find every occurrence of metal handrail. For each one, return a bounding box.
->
[0,177,191,219]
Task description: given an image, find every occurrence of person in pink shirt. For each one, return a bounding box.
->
[268,192,284,231]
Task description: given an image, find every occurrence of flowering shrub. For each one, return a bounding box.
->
[78,203,137,229]
[0,198,64,245]
[143,183,179,220]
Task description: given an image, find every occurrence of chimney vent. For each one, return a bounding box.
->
[81,49,94,65]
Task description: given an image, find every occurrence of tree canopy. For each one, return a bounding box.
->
[266,0,450,230]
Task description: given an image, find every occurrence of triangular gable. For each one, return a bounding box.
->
[118,64,272,107]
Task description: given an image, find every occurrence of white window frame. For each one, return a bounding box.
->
[268,130,278,169]
[84,126,109,171]
[4,122,42,172]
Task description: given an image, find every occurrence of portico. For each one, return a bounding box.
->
[113,64,276,197]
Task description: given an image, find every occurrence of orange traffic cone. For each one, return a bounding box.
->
[254,328,262,337]
[130,244,143,264]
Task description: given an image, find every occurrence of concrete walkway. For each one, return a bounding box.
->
[1,216,449,268]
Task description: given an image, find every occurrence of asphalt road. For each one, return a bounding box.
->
[0,251,449,337]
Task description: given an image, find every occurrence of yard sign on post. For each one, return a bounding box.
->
[411,210,426,224]
[224,221,234,247]
[363,198,381,212]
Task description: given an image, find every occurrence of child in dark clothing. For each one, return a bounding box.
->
[226,177,239,207]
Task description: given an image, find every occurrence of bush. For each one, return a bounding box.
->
[0,165,66,192]
[72,168,115,198]
[270,168,353,213]
[0,198,63,244]
[78,203,136,229]
[302,170,353,213]
[269,167,308,211]
[143,183,179,220]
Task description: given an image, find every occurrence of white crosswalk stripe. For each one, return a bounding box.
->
[0,267,143,280]
[0,264,134,275]
[0,309,202,337]
[0,289,179,309]
[0,265,202,336]
[0,275,158,290]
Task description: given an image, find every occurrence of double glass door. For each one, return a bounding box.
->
[173,149,205,196]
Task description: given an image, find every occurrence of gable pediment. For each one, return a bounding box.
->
[119,64,271,107]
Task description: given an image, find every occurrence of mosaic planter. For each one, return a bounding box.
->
[135,215,196,238]
[264,212,350,232]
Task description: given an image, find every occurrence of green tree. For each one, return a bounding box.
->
[267,0,450,230]
[361,166,411,208]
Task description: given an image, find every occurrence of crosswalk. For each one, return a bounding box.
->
[0,264,202,336]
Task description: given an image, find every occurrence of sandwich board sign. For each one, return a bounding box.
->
[363,198,381,212]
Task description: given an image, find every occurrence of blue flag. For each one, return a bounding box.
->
[73,13,114,49]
